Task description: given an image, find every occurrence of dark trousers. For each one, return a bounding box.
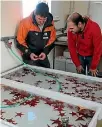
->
[78,54,92,75]
[78,55,102,77]
[22,54,50,68]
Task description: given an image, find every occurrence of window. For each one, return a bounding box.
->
[22,0,51,18]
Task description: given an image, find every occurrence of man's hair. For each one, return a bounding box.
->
[67,12,85,25]
[35,2,49,17]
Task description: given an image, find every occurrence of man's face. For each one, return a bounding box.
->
[67,21,82,34]
[35,15,47,26]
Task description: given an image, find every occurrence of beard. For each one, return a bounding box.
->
[77,27,82,34]
[71,27,82,34]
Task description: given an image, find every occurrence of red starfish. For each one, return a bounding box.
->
[68,125,73,127]
[58,112,66,117]
[5,101,14,106]
[64,87,68,89]
[60,89,64,93]
[2,99,9,103]
[3,86,11,91]
[51,118,61,125]
[36,80,42,83]
[11,97,20,102]
[20,91,29,97]
[31,72,36,76]
[34,96,40,101]
[83,113,93,118]
[29,99,39,107]
[72,86,76,89]
[0,116,5,120]
[15,112,24,117]
[65,92,72,95]
[21,100,31,105]
[69,112,78,117]
[14,80,23,83]
[55,107,64,112]
[0,110,5,115]
[67,104,74,109]
[45,100,53,106]
[91,96,96,101]
[6,118,17,125]
[65,82,69,84]
[13,91,28,99]
[77,111,85,116]
[75,116,85,121]
[71,92,75,95]
[49,87,52,89]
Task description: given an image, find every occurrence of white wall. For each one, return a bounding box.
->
[51,1,70,29]
[1,1,23,73]
[89,1,102,71]
[73,1,89,16]
[89,1,102,28]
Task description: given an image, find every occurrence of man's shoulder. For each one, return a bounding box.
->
[20,15,32,25]
[89,19,100,29]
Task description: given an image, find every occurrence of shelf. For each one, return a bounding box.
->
[55,41,67,46]
[93,2,102,4]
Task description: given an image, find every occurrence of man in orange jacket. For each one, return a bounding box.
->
[67,12,102,76]
[16,2,56,68]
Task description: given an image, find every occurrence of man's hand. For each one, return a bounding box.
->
[76,65,84,73]
[89,69,98,77]
[30,53,39,61]
[39,52,46,60]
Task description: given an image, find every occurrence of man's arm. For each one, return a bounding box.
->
[68,31,81,67]
[90,24,102,70]
[43,21,56,55]
[16,20,31,56]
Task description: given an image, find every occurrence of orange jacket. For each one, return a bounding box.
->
[16,12,56,56]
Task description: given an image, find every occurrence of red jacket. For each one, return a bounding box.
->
[67,18,102,70]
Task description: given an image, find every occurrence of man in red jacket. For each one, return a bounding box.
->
[67,12,102,76]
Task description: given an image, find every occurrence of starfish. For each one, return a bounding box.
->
[67,104,74,109]
[56,107,64,112]
[75,115,85,121]
[36,80,43,83]
[0,110,5,115]
[45,100,53,106]
[64,87,68,89]
[49,87,52,89]
[31,72,36,76]
[2,99,9,103]
[58,112,66,117]
[77,111,85,116]
[3,86,11,91]
[15,112,24,117]
[60,89,64,93]
[51,118,61,125]
[68,125,73,127]
[69,112,78,117]
[83,113,93,118]
[29,99,39,107]
[5,101,14,106]
[6,118,17,125]
[0,116,5,120]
